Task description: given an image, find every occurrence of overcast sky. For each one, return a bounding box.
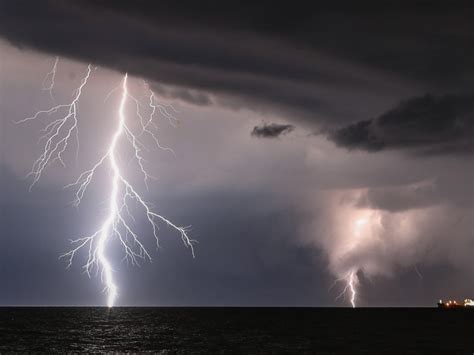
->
[0,1,473,306]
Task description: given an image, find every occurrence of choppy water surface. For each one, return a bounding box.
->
[0,307,473,353]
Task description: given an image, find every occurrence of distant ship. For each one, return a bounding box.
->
[437,299,474,308]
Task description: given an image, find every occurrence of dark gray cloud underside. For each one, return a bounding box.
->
[330,94,474,155]
[0,0,473,131]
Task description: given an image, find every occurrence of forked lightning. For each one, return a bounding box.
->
[18,60,195,307]
[332,270,358,308]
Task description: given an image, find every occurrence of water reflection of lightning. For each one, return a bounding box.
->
[19,63,195,307]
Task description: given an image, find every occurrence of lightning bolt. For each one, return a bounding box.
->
[330,216,367,307]
[19,61,195,307]
[347,270,357,308]
[15,64,92,189]
[42,56,59,102]
[332,270,358,308]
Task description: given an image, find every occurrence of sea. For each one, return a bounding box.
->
[0,307,473,353]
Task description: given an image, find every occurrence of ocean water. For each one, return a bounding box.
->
[0,307,473,353]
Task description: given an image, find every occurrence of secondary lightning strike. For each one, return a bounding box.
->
[21,63,195,307]
[332,270,358,308]
[347,270,357,308]
[330,216,368,307]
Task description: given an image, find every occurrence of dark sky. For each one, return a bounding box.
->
[0,1,473,306]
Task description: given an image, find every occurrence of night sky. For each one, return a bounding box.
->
[0,1,473,306]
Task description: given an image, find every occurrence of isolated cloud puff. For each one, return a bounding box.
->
[251,123,294,138]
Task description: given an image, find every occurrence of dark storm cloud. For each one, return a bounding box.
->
[251,123,294,139]
[151,84,214,107]
[330,94,474,155]
[0,0,473,129]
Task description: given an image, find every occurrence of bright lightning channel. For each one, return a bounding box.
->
[333,270,358,308]
[330,216,367,308]
[19,62,195,307]
[347,270,357,308]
